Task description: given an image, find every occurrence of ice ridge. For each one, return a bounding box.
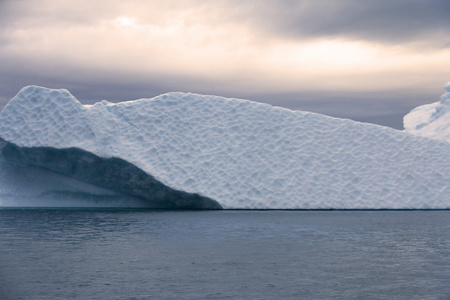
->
[1,85,450,209]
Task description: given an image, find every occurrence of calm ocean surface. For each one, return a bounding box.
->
[0,209,448,300]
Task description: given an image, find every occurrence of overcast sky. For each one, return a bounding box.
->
[1,0,450,129]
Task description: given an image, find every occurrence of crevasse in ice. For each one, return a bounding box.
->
[0,85,449,209]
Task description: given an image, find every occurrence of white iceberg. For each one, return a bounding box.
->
[1,85,449,209]
[404,83,450,142]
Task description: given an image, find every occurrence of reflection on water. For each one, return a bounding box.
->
[0,209,449,299]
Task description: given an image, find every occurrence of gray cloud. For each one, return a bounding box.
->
[2,0,449,46]
[0,0,111,28]
[223,0,450,47]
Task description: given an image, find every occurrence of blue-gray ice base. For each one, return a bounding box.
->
[0,138,221,209]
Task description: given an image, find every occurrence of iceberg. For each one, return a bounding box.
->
[404,83,450,142]
[1,85,450,209]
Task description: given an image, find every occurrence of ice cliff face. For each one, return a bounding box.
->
[1,85,450,209]
[404,83,450,142]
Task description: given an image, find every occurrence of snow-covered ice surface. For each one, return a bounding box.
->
[404,83,450,142]
[1,85,450,209]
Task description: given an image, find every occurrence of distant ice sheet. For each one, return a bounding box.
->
[1,85,450,209]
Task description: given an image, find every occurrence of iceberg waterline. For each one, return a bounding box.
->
[0,85,450,209]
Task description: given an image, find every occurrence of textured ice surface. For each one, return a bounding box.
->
[404,83,450,142]
[1,85,450,209]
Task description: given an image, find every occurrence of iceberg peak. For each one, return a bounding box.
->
[404,82,450,142]
[444,82,450,93]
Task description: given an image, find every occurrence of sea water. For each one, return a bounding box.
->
[0,209,448,299]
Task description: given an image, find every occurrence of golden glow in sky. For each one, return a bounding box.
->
[4,6,449,94]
